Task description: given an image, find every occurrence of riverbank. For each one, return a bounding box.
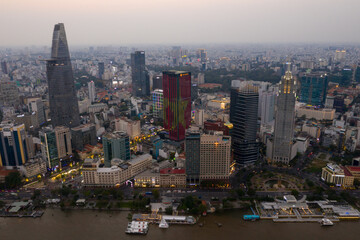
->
[1,208,360,240]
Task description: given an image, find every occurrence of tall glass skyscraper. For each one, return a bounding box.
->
[163,70,191,141]
[230,83,259,166]
[271,64,296,164]
[131,51,150,97]
[300,73,328,106]
[46,23,80,128]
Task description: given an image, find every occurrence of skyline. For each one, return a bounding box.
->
[1,0,360,47]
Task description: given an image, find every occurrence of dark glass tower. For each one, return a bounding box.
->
[300,73,328,106]
[185,132,201,185]
[98,62,105,79]
[163,70,191,141]
[46,23,80,128]
[131,51,150,97]
[230,84,259,166]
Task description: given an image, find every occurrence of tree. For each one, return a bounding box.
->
[291,189,299,198]
[247,188,256,196]
[152,189,160,200]
[5,172,22,189]
[0,108,3,122]
[165,206,173,215]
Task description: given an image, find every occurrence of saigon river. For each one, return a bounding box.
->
[0,208,359,240]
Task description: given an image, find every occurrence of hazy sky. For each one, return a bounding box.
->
[1,0,360,46]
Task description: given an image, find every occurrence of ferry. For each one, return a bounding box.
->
[319,218,334,226]
[125,221,149,234]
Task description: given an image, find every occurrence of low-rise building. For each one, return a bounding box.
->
[83,154,152,187]
[160,168,186,188]
[19,158,47,179]
[296,106,335,121]
[321,163,354,187]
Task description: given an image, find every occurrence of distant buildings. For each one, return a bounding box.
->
[296,105,335,120]
[0,123,28,167]
[98,62,105,79]
[131,51,150,97]
[230,83,259,166]
[270,65,296,164]
[163,70,191,141]
[46,23,80,128]
[152,75,163,90]
[102,131,130,167]
[152,89,163,119]
[0,80,19,107]
[88,81,96,103]
[299,73,328,106]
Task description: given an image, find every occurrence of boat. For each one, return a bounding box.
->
[320,218,334,226]
[216,222,222,227]
[243,215,260,221]
[125,221,149,234]
[159,219,169,229]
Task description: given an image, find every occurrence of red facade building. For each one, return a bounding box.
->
[163,71,191,141]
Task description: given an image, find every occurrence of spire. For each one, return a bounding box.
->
[51,23,70,59]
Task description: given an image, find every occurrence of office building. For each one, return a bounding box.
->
[271,65,296,164]
[300,73,328,106]
[230,83,259,166]
[152,75,163,90]
[1,61,8,74]
[54,126,72,161]
[160,168,186,188]
[46,23,80,128]
[102,131,130,167]
[163,70,191,141]
[114,118,141,139]
[199,134,232,183]
[0,123,28,167]
[185,132,201,184]
[131,51,150,97]
[28,99,46,125]
[88,81,96,103]
[40,127,58,169]
[0,80,19,107]
[152,89,163,119]
[98,62,105,79]
[71,123,97,151]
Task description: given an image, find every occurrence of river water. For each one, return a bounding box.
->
[0,209,359,240]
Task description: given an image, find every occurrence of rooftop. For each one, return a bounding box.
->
[160,168,185,175]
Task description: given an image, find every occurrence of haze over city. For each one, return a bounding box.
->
[1,0,360,46]
[2,1,360,239]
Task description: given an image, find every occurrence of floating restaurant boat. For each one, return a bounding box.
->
[125,221,149,234]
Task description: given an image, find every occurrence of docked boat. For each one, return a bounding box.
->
[125,221,149,234]
[159,219,169,229]
[320,218,334,226]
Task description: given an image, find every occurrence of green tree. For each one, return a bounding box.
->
[247,188,256,196]
[152,189,160,200]
[165,206,173,215]
[291,189,299,198]
[5,172,22,189]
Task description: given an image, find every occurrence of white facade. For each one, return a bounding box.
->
[83,154,152,187]
[114,118,141,139]
[88,81,96,103]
